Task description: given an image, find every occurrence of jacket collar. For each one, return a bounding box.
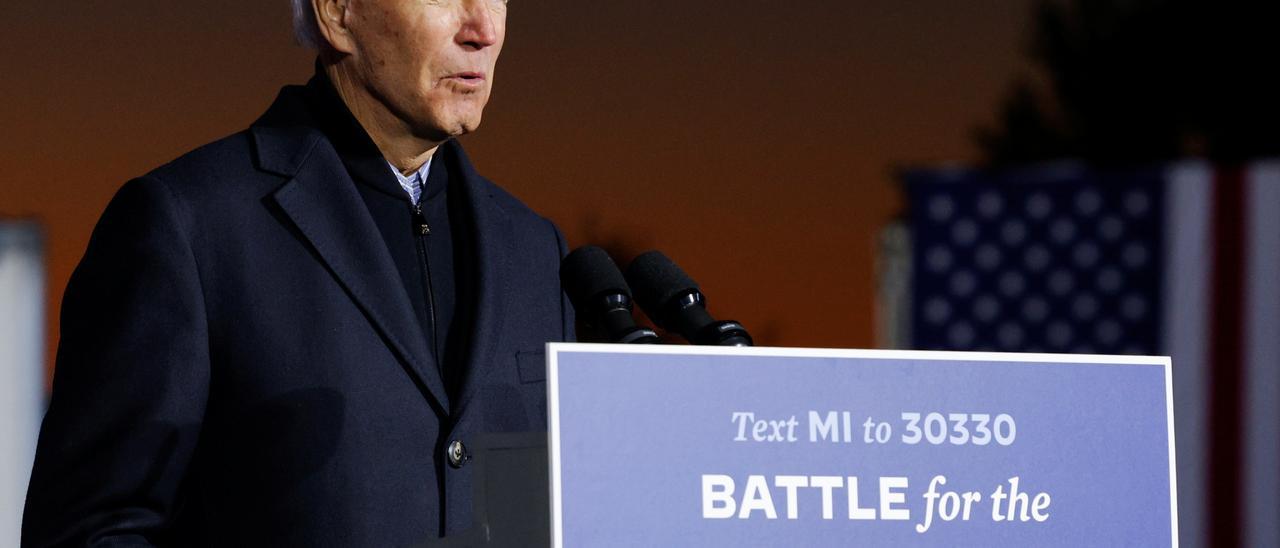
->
[254,67,407,201]
[249,67,516,421]
[439,143,513,420]
[250,69,455,414]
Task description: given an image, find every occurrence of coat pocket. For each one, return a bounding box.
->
[515,350,547,383]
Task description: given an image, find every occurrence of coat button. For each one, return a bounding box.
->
[447,439,468,468]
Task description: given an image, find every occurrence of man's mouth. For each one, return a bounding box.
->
[445,72,486,86]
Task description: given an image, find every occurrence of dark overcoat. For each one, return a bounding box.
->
[23,81,573,546]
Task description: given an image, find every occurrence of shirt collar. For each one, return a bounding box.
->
[387,157,433,205]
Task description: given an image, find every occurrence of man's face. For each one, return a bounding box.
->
[345,0,507,141]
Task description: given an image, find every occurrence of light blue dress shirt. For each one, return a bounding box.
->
[386,157,433,205]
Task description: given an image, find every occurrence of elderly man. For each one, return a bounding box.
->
[23,0,573,545]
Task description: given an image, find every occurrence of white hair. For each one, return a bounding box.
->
[290,0,325,49]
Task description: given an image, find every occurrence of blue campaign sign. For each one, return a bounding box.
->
[547,344,1177,547]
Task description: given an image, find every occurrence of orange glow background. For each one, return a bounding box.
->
[0,2,1033,381]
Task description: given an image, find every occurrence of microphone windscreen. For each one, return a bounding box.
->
[625,250,699,315]
[561,246,630,309]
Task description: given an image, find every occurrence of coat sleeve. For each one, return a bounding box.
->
[22,177,210,547]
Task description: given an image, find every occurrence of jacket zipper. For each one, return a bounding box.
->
[412,203,440,363]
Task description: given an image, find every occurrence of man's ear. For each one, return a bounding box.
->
[312,0,357,55]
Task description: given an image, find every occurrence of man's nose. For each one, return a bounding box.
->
[456,0,501,50]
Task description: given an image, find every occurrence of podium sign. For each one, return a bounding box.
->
[547,344,1176,547]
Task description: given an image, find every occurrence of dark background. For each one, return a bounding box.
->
[0,1,1034,377]
[7,4,1279,546]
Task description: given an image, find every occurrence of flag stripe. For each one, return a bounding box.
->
[1163,162,1213,547]
[1208,167,1246,547]
[1244,163,1280,548]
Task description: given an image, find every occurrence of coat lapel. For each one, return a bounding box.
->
[445,142,514,420]
[254,125,451,416]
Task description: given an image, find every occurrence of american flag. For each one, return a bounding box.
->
[895,161,1280,547]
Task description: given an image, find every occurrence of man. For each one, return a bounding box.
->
[23,0,573,545]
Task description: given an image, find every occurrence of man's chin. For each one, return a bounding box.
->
[414,113,482,142]
[456,118,481,136]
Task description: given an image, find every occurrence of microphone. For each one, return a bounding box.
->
[624,250,753,346]
[560,246,659,344]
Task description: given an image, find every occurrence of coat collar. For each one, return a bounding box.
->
[440,143,513,420]
[249,73,516,421]
[258,124,451,416]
